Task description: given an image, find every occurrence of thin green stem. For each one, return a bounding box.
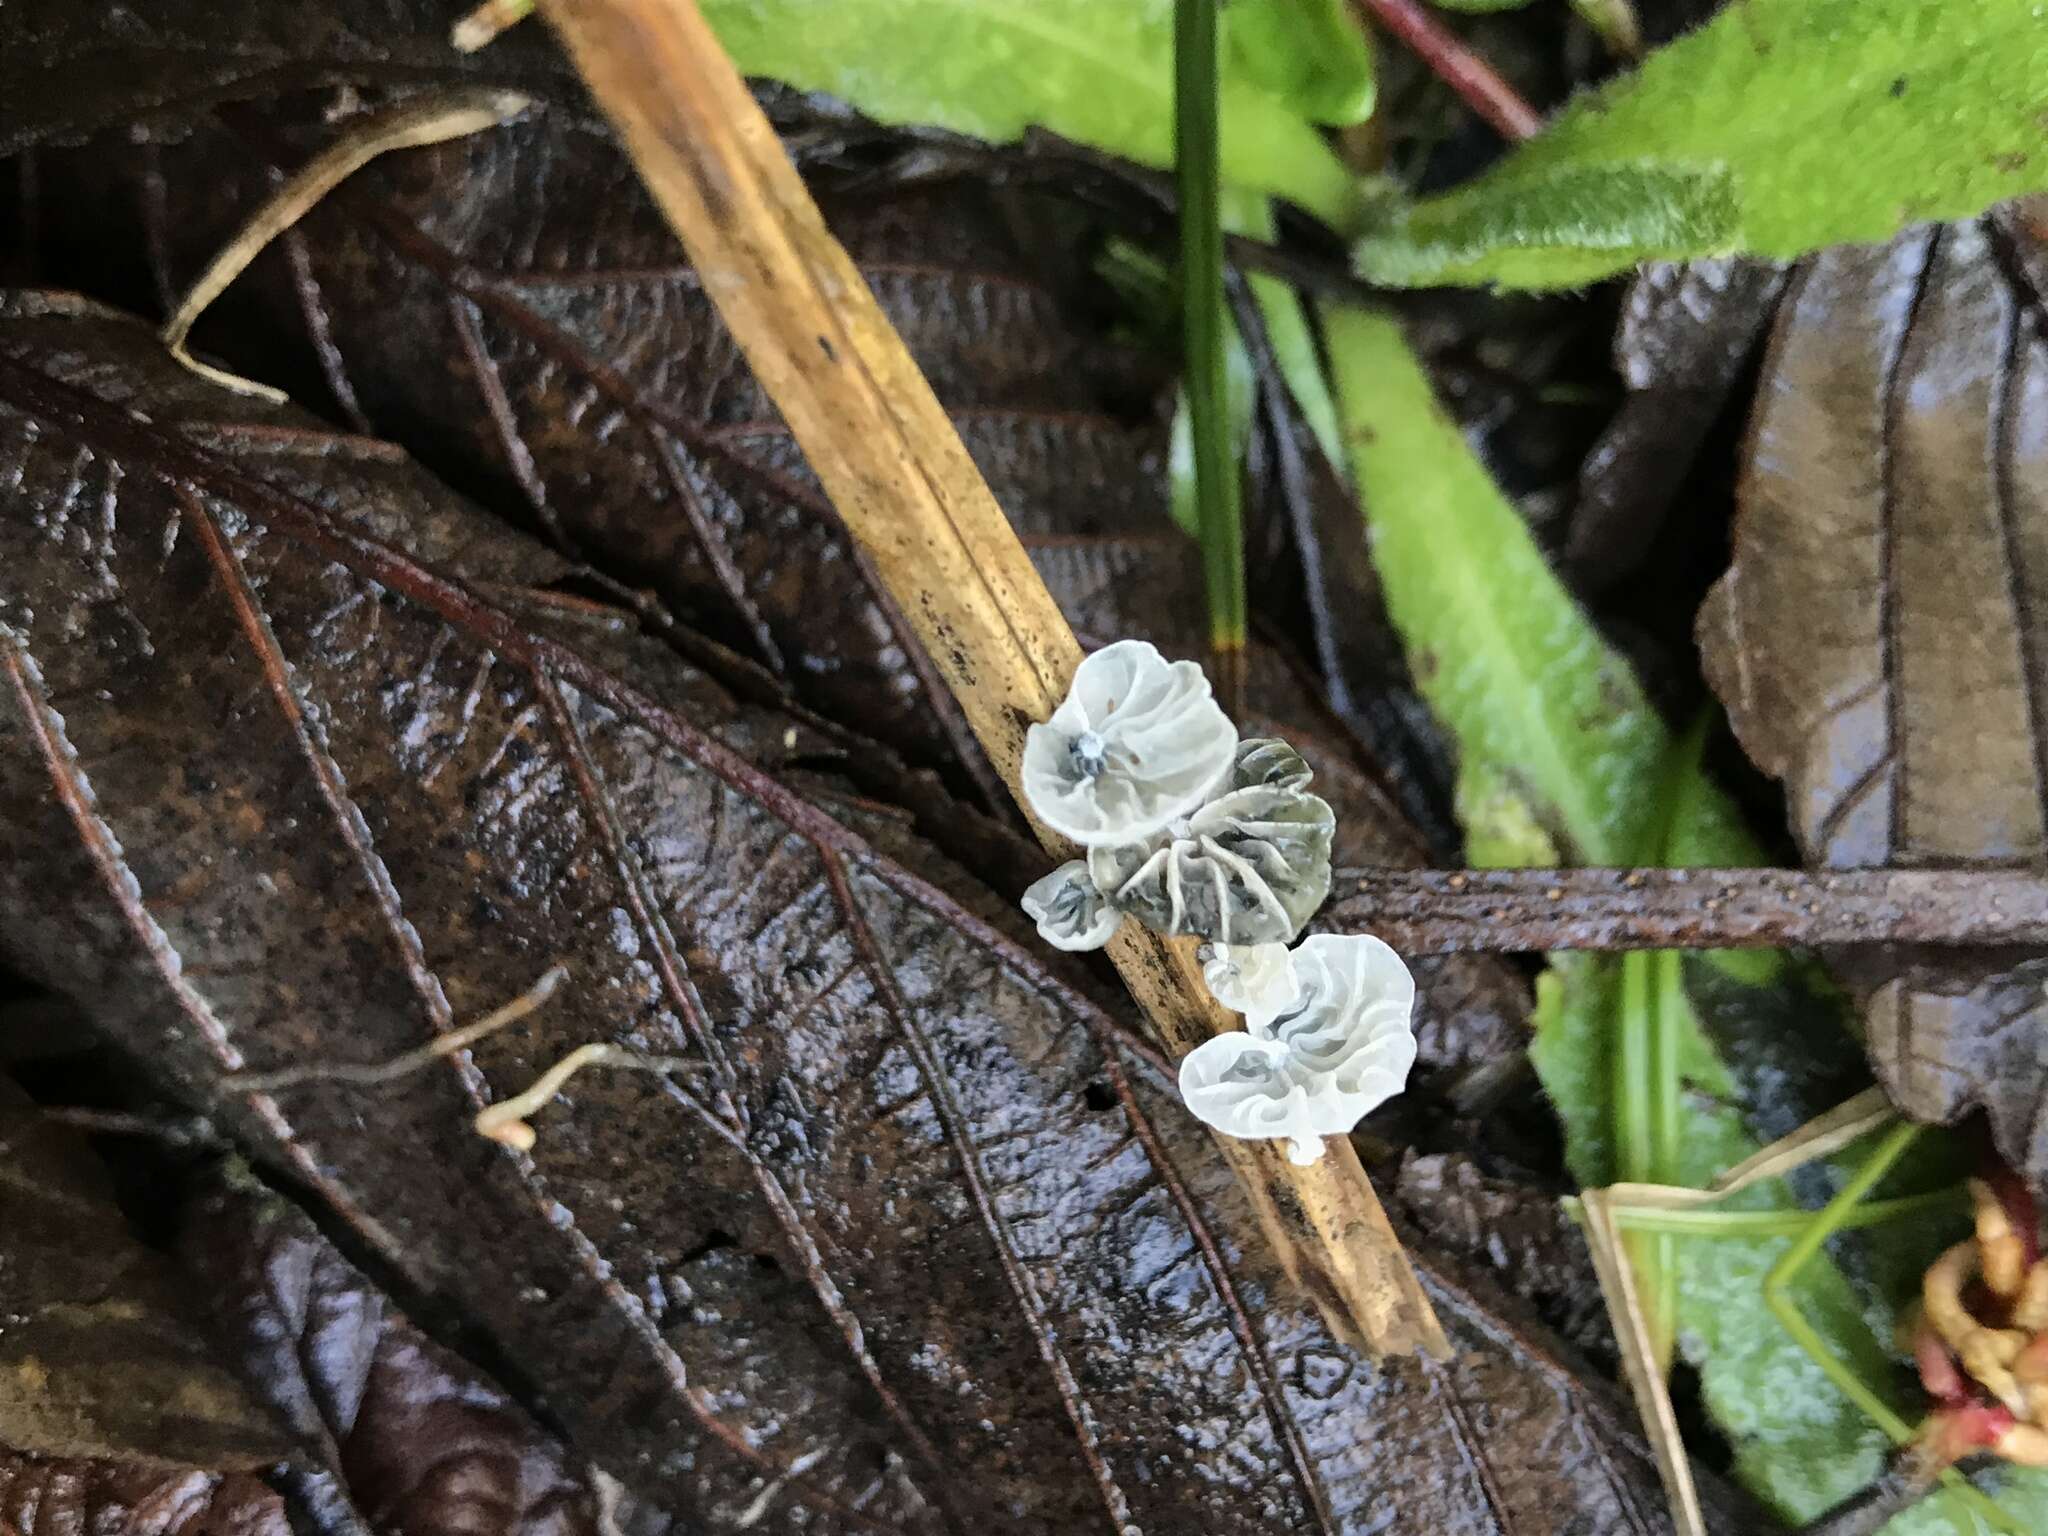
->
[1762,1120,1921,1446]
[1650,952,1683,1193]
[1175,0,1245,657]
[1613,951,1674,1366]
[1648,949,1683,1368]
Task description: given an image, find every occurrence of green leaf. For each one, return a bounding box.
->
[1535,828,1919,1521]
[703,0,1362,229]
[1324,300,2048,1527]
[1321,304,1667,863]
[1225,0,1375,126]
[1353,0,2048,288]
[1356,162,1739,289]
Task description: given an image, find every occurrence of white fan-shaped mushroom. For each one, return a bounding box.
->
[1020,640,1237,847]
[1020,860,1120,952]
[1089,738,1333,946]
[1177,934,1417,1164]
[1201,942,1300,1017]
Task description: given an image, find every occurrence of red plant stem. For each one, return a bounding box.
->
[1351,0,1543,142]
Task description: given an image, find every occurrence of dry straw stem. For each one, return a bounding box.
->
[1577,1188,1705,1536]
[535,0,1446,1357]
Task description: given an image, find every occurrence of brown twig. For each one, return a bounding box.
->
[1350,0,1543,142]
[1326,866,2048,954]
[535,0,1446,1358]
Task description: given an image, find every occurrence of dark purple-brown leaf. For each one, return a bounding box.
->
[1570,258,1789,588]
[0,1450,288,1536]
[0,0,566,155]
[0,297,1710,1534]
[1697,208,2048,1182]
[180,1165,606,1536]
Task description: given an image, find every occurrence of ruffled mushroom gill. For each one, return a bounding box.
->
[1019,639,1237,847]
[1177,935,1417,1165]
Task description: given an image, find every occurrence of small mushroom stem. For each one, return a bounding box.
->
[223,966,567,1092]
[475,1043,705,1150]
[161,89,531,401]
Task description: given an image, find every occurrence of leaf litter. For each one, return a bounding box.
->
[0,295,1716,1534]
[9,4,2048,1533]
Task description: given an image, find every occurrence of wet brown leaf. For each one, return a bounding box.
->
[8,96,1526,1080]
[0,0,566,155]
[0,1076,287,1470]
[1570,258,1790,588]
[1698,208,2048,1182]
[1390,1153,1611,1365]
[0,296,1706,1534]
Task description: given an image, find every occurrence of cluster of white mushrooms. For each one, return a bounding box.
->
[1019,641,1417,1165]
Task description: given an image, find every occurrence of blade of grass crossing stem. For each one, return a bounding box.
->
[1177,0,1247,679]
[1619,722,1717,1368]
[1617,948,1677,1368]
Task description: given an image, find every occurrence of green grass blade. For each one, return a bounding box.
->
[1176,0,1246,656]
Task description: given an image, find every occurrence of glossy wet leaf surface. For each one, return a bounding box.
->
[0,297,1721,1535]
[178,1163,608,1536]
[8,93,1527,1080]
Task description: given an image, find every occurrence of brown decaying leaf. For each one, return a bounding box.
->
[0,1077,287,1470]
[178,1163,604,1536]
[0,1452,287,1536]
[1569,257,1789,588]
[0,296,1705,1535]
[8,97,1526,1080]
[1698,207,2048,1183]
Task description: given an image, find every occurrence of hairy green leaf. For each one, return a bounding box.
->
[704,0,1362,227]
[1324,300,2047,1527]
[1354,0,2048,288]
